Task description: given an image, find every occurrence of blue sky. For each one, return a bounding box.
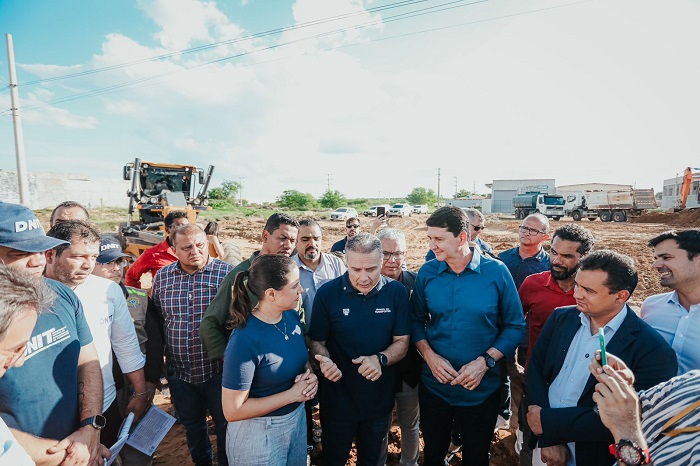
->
[1,0,700,203]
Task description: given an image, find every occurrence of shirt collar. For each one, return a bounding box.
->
[578,304,628,333]
[436,247,481,275]
[544,272,574,294]
[294,252,325,272]
[519,246,548,262]
[176,257,214,275]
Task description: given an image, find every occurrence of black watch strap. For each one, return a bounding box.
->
[80,414,107,430]
[375,352,388,367]
[481,352,496,368]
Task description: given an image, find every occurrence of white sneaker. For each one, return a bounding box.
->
[444,442,461,465]
[494,415,511,432]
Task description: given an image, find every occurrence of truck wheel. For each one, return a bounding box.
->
[571,210,582,221]
[599,211,612,222]
[613,211,627,222]
[553,216,561,221]
[219,240,243,267]
[588,218,596,221]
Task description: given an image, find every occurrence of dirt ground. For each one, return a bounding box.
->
[151,211,699,465]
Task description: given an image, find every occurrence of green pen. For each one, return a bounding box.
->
[598,327,607,367]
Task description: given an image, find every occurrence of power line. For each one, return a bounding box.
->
[17,0,431,87]
[2,0,593,115]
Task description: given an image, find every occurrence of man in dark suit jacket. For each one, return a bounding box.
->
[526,250,677,466]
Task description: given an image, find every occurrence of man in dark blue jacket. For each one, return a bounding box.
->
[526,250,677,466]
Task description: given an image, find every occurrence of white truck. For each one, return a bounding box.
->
[512,192,566,220]
[563,189,657,222]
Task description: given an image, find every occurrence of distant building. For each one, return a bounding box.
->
[661,173,700,210]
[446,195,487,210]
[486,179,556,214]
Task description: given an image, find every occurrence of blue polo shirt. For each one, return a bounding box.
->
[308,273,410,421]
[411,252,525,406]
[330,237,347,253]
[497,246,550,289]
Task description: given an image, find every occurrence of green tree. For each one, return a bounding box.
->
[278,190,317,209]
[407,187,437,205]
[454,189,473,198]
[319,190,346,209]
[208,179,241,200]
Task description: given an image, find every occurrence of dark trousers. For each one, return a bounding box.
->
[320,412,391,466]
[419,383,500,466]
[168,373,228,466]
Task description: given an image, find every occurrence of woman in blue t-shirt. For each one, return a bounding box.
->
[222,254,318,466]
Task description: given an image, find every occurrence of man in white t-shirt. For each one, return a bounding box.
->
[45,220,148,450]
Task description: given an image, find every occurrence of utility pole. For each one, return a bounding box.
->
[327,174,332,192]
[454,177,458,198]
[6,34,29,206]
[436,168,441,207]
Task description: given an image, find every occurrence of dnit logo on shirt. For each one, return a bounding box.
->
[25,327,72,361]
[342,308,350,316]
[375,308,392,314]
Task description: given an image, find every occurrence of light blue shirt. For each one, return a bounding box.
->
[641,291,700,375]
[548,306,628,465]
[292,252,346,323]
[0,418,34,465]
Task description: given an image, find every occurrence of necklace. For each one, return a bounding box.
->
[254,307,289,340]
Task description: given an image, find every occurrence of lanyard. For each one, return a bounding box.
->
[660,398,700,437]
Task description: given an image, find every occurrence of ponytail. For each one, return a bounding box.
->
[228,269,252,330]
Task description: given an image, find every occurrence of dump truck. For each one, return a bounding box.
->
[119,158,242,265]
[563,189,657,222]
[512,192,566,220]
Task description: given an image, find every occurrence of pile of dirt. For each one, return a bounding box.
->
[631,209,700,227]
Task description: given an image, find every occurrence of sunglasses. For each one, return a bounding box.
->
[347,224,361,229]
[472,225,485,231]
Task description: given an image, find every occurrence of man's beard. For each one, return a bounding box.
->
[550,264,577,280]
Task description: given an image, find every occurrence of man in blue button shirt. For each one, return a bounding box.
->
[308,233,410,466]
[411,206,525,466]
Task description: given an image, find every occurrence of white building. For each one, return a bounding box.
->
[661,172,700,210]
[486,179,556,214]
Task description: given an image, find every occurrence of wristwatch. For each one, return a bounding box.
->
[608,439,651,465]
[375,352,388,367]
[481,352,496,369]
[80,415,107,430]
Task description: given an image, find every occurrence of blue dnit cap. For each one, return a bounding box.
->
[97,235,129,264]
[0,202,69,252]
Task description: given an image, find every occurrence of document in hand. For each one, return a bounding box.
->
[126,405,177,456]
[106,412,134,466]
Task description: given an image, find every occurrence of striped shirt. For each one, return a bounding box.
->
[152,258,234,384]
[640,370,700,465]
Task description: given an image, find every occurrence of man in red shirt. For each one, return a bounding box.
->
[125,211,189,288]
[517,223,595,465]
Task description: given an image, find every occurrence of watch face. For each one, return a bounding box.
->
[94,415,107,429]
[619,445,641,465]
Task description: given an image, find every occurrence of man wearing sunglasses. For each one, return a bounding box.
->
[331,217,362,254]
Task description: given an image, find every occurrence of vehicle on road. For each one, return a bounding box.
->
[330,207,358,221]
[513,192,565,220]
[412,205,429,214]
[564,189,657,222]
[363,205,391,217]
[387,204,413,217]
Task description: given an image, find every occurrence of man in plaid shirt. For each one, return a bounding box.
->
[151,224,234,466]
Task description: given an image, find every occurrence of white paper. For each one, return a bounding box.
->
[125,406,176,456]
[106,412,134,466]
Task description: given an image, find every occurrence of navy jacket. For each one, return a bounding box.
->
[526,305,677,466]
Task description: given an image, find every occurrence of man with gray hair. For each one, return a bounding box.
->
[378,228,421,466]
[0,264,54,464]
[308,232,410,466]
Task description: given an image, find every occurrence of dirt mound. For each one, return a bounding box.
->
[631,209,700,227]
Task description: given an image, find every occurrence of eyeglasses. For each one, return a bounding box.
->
[98,258,128,268]
[382,251,406,261]
[347,224,361,229]
[519,226,545,236]
[472,225,485,231]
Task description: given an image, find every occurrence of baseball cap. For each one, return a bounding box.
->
[0,202,69,252]
[97,235,129,264]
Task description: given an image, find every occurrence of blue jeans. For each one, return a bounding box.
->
[320,412,391,466]
[168,373,228,466]
[226,403,306,466]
